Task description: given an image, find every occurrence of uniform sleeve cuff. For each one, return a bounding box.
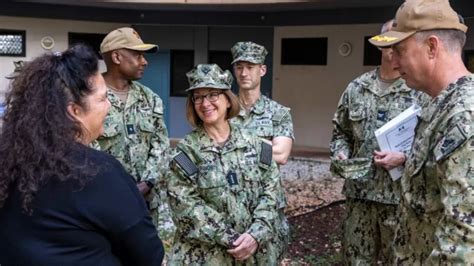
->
[219,227,240,248]
[246,222,270,245]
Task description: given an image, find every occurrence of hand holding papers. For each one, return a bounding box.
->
[375,105,421,181]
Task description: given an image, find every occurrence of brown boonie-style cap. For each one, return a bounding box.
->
[369,0,467,47]
[186,64,233,92]
[100,27,158,54]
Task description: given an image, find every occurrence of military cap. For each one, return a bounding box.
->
[5,60,27,79]
[186,64,233,92]
[331,157,373,180]
[370,0,467,47]
[100,27,158,54]
[231,41,268,64]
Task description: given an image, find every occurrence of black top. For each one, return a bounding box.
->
[0,147,164,266]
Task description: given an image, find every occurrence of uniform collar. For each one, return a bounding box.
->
[238,94,266,116]
[364,68,410,97]
[107,81,146,108]
[197,123,247,154]
[421,74,473,122]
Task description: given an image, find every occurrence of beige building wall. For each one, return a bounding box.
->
[273,24,381,153]
[0,16,125,103]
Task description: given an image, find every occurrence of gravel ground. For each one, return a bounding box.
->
[279,156,345,265]
[280,157,345,217]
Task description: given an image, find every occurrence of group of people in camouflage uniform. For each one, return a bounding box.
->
[331,19,428,265]
[331,0,474,264]
[91,27,294,265]
[3,0,473,264]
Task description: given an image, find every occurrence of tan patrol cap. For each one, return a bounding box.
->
[100,27,158,54]
[369,0,467,48]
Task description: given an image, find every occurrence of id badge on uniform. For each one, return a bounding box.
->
[226,171,238,186]
[126,124,136,135]
[377,110,388,122]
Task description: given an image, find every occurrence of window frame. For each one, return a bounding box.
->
[0,29,26,57]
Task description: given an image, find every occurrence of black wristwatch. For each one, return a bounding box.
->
[145,180,155,189]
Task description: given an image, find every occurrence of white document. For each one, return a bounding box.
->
[375,104,421,181]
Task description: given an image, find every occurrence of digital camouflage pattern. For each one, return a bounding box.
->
[95,81,176,252]
[167,125,286,265]
[230,94,293,259]
[330,68,428,264]
[186,64,233,92]
[393,74,474,264]
[344,199,398,264]
[330,68,427,204]
[231,94,294,141]
[231,41,268,65]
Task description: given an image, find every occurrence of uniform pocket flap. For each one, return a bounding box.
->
[138,119,155,133]
[349,107,366,121]
[197,170,227,189]
[331,157,372,180]
[102,122,121,137]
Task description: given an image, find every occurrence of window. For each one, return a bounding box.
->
[363,36,381,66]
[208,50,237,93]
[208,50,233,72]
[170,50,194,97]
[281,37,327,65]
[68,32,107,59]
[0,29,26,57]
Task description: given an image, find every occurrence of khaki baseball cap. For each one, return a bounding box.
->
[369,0,467,48]
[100,27,158,54]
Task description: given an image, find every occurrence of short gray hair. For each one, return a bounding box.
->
[415,29,466,53]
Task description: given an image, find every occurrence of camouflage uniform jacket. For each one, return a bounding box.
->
[230,93,292,259]
[167,125,284,265]
[231,94,295,141]
[330,68,426,204]
[96,81,170,207]
[394,74,474,264]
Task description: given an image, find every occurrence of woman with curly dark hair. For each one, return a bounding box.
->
[0,44,164,266]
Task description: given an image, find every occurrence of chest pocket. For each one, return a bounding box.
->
[348,103,368,141]
[256,126,273,139]
[137,106,162,139]
[98,120,121,151]
[386,97,414,122]
[138,117,155,133]
[251,117,273,139]
[102,119,121,138]
[196,169,228,211]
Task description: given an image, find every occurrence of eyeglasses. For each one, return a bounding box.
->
[191,91,223,104]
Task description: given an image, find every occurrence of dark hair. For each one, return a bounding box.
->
[0,44,99,214]
[185,89,240,128]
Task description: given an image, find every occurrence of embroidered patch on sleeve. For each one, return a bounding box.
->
[434,125,467,161]
[174,152,198,176]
